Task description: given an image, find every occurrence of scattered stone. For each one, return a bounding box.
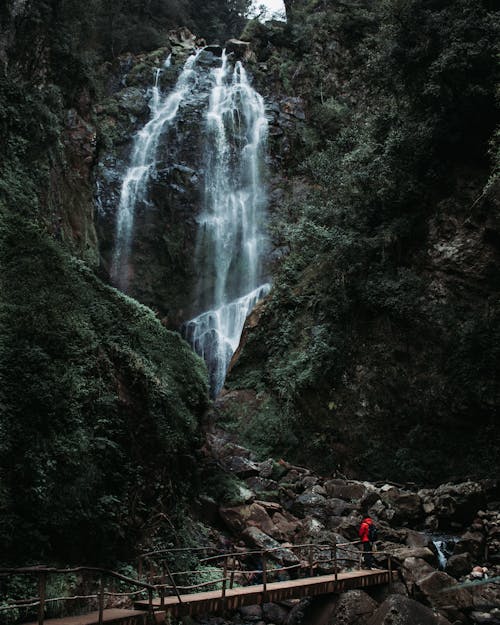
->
[333,589,379,625]
[262,602,288,625]
[417,570,473,621]
[368,594,452,625]
[239,604,262,620]
[445,552,472,578]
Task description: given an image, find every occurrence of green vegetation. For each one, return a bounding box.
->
[227,0,500,482]
[0,0,215,566]
[0,211,208,564]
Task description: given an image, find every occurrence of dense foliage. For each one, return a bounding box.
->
[227,0,500,482]
[0,0,211,565]
[0,213,208,564]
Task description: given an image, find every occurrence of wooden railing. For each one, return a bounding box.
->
[0,566,156,625]
[0,542,393,623]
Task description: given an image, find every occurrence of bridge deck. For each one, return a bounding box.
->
[23,609,154,625]
[135,569,393,618]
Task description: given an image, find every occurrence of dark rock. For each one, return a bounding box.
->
[225,39,252,60]
[400,557,435,594]
[417,570,473,621]
[241,527,300,565]
[219,503,275,535]
[406,530,432,549]
[245,476,279,494]
[203,44,224,56]
[454,530,486,561]
[333,589,379,625]
[225,455,261,478]
[392,547,437,566]
[433,482,486,525]
[239,604,263,620]
[445,552,472,578]
[380,488,423,522]
[291,491,327,518]
[262,602,288,625]
[368,594,452,625]
[325,480,368,501]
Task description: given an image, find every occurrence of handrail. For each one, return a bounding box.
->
[1,542,394,622]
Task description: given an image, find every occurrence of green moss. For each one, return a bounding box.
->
[0,210,208,565]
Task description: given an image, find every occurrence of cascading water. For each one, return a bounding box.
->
[183,51,270,397]
[111,47,270,396]
[111,51,199,290]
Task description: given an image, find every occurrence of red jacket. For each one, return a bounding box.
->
[359,517,373,543]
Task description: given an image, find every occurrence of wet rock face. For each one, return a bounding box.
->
[94,40,214,326]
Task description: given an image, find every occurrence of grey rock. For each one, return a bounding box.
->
[325,480,367,501]
[418,570,473,619]
[262,602,288,625]
[333,589,379,625]
[368,594,452,625]
[445,552,472,578]
[454,530,486,561]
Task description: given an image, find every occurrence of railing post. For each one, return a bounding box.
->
[37,572,46,625]
[230,570,235,589]
[222,556,228,600]
[148,587,154,625]
[388,554,393,591]
[334,543,338,581]
[308,545,314,577]
[160,564,166,608]
[98,576,105,625]
[164,562,182,604]
[138,557,143,580]
[262,552,267,600]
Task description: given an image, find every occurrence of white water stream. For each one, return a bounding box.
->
[111,51,199,289]
[184,52,270,396]
[111,49,270,396]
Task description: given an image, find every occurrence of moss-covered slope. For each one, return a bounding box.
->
[0,211,208,564]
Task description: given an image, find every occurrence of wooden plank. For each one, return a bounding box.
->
[135,569,393,618]
[23,609,149,625]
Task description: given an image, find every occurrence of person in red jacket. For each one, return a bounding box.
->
[359,517,376,569]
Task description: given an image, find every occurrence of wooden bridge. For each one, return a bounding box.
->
[0,542,396,625]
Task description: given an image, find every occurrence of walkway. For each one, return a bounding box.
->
[135,569,394,618]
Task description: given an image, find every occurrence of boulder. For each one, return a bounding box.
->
[324,480,368,501]
[224,455,261,477]
[241,527,300,565]
[406,530,432,549]
[400,557,436,593]
[392,547,437,566]
[368,594,452,625]
[291,491,328,518]
[445,552,472,578]
[418,570,473,621]
[333,589,379,625]
[220,503,275,535]
[454,530,486,561]
[433,482,486,524]
[245,476,279,494]
[271,511,301,542]
[262,602,288,625]
[225,39,252,60]
[239,604,263,620]
[380,488,423,522]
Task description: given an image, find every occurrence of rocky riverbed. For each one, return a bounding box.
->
[187,425,500,625]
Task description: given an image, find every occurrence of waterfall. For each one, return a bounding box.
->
[184,51,270,397]
[111,51,200,290]
[111,48,270,396]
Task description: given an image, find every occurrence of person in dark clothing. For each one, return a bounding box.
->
[359,516,376,569]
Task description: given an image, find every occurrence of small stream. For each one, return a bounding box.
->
[431,534,460,569]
